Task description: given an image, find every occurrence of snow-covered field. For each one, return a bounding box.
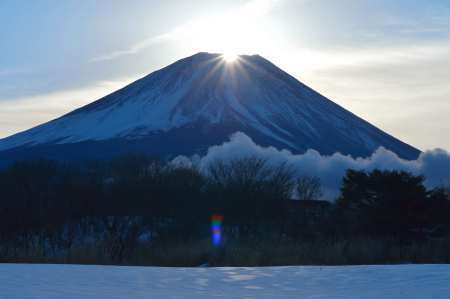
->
[1,264,449,298]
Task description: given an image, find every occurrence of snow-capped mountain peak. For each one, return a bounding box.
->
[0,52,420,161]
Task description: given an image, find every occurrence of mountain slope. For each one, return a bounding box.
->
[0,52,420,163]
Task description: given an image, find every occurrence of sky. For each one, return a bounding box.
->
[1,0,450,151]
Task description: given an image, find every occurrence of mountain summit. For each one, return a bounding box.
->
[0,52,419,164]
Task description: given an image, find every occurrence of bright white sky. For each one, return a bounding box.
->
[1,0,450,151]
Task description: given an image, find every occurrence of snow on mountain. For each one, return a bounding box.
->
[0,52,420,161]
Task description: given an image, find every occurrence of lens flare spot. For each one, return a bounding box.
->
[211,214,224,246]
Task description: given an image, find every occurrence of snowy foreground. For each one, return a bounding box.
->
[1,264,449,298]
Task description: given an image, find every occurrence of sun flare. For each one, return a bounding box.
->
[223,52,239,63]
[173,1,278,62]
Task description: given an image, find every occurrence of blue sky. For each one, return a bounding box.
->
[1,0,450,150]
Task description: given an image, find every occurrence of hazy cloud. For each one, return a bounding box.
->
[0,78,134,138]
[90,0,282,62]
[284,41,450,151]
[89,36,167,63]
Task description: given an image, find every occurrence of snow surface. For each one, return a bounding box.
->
[1,264,449,298]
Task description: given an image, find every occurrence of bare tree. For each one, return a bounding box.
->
[296,176,322,201]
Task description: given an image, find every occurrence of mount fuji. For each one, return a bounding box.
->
[0,52,419,165]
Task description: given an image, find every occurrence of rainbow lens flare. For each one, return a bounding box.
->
[211,214,224,246]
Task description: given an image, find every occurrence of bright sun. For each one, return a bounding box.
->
[175,0,278,64]
[223,52,239,63]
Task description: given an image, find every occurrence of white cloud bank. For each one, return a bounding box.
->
[173,132,450,200]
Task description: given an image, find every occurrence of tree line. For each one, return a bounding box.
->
[0,156,449,265]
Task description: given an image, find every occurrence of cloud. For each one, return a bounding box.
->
[375,9,450,37]
[0,78,134,139]
[89,35,167,62]
[90,0,282,62]
[271,40,450,152]
[172,132,450,200]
